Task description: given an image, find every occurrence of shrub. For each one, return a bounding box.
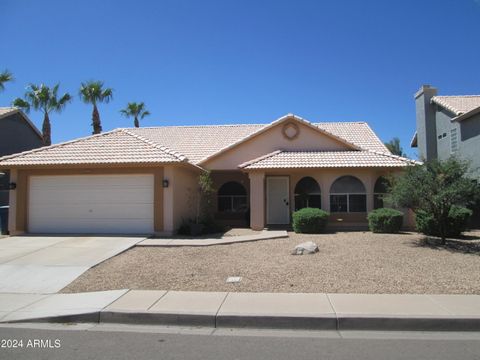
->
[416,206,472,238]
[367,208,404,233]
[292,208,329,234]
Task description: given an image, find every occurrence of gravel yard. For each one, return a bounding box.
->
[62,231,480,294]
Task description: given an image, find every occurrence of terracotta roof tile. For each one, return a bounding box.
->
[239,150,420,169]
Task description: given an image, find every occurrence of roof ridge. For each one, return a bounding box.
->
[119,129,187,161]
[125,123,266,129]
[0,129,122,162]
[238,150,283,168]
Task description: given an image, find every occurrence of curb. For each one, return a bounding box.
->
[8,311,480,332]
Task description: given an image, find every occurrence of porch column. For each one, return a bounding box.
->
[163,166,175,235]
[8,169,18,235]
[366,174,375,213]
[249,172,265,230]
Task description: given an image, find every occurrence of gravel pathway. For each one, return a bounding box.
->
[62,231,480,294]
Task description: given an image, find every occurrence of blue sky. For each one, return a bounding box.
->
[1,0,480,158]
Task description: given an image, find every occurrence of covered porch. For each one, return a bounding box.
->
[211,168,397,231]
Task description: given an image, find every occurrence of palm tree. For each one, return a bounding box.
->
[120,102,150,128]
[79,81,113,134]
[384,137,406,157]
[0,70,14,92]
[13,84,71,146]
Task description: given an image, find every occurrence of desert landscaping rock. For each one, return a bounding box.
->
[62,231,480,294]
[292,241,319,255]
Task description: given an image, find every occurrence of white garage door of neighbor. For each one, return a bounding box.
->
[28,174,155,234]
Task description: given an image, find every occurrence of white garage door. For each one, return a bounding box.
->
[29,174,154,234]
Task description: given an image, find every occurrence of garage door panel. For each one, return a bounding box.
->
[29,174,155,234]
[28,218,154,234]
[29,204,154,220]
[30,189,153,205]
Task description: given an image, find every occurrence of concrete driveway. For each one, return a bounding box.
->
[0,236,145,294]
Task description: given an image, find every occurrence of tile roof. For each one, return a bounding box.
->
[239,150,420,169]
[0,114,396,168]
[431,96,480,116]
[0,129,185,166]
[126,118,389,164]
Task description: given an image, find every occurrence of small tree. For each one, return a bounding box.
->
[384,137,406,157]
[387,158,479,244]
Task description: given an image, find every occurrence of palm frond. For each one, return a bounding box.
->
[0,69,14,91]
[140,110,151,119]
[12,98,31,113]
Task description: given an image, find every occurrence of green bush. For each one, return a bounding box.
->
[292,208,329,234]
[367,208,404,233]
[415,206,472,238]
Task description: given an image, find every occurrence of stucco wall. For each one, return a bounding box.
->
[171,165,200,231]
[0,113,43,207]
[459,114,480,179]
[203,122,351,170]
[0,113,43,157]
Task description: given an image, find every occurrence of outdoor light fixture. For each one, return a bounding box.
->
[9,182,16,190]
[162,179,169,188]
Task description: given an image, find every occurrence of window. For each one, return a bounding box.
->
[450,128,458,153]
[373,176,390,209]
[217,181,247,213]
[294,177,321,210]
[330,176,366,213]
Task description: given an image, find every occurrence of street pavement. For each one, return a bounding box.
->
[0,323,480,360]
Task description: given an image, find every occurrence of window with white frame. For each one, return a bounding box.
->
[330,176,366,213]
[217,181,248,213]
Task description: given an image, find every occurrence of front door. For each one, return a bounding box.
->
[266,176,290,224]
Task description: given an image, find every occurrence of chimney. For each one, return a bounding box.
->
[414,85,438,161]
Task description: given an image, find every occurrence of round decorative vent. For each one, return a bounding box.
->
[282,122,299,140]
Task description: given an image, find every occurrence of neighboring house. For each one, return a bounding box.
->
[412,85,480,178]
[0,107,43,207]
[0,114,418,235]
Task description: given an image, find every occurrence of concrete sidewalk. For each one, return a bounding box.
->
[2,290,480,331]
[138,231,288,246]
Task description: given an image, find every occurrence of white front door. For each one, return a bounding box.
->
[28,174,154,234]
[266,176,290,224]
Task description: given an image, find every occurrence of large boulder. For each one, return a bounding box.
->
[292,241,319,255]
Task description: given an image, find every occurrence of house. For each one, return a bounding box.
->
[0,107,44,207]
[412,85,480,178]
[0,114,418,235]
[412,86,480,227]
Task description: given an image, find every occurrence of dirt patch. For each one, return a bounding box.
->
[62,231,480,294]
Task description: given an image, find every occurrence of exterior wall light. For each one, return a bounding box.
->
[162,179,169,188]
[9,182,16,190]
